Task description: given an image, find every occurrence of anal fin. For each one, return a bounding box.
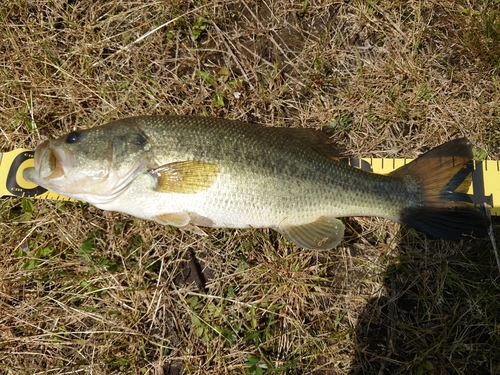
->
[277,216,345,250]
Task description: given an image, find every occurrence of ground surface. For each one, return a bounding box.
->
[1,1,500,374]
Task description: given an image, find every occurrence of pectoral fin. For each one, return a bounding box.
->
[277,216,345,250]
[149,160,220,194]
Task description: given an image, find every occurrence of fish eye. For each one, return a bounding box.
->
[66,132,78,144]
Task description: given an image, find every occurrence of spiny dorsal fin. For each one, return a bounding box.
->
[277,216,345,250]
[149,160,220,194]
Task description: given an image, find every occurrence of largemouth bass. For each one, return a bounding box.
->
[24,116,487,249]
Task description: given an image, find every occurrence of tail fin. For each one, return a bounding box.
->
[390,138,488,240]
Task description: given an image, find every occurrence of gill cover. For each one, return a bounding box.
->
[24,126,152,204]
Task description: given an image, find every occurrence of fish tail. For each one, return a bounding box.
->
[390,138,488,239]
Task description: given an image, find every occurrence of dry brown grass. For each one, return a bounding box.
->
[1,0,500,374]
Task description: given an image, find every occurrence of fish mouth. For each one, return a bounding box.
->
[35,141,74,180]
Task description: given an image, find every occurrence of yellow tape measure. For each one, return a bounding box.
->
[0,149,75,201]
[1,149,498,215]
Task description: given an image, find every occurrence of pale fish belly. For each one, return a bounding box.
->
[94,170,329,230]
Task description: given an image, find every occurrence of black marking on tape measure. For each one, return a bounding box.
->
[339,157,373,172]
[7,151,48,197]
[471,161,494,208]
[440,161,475,203]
